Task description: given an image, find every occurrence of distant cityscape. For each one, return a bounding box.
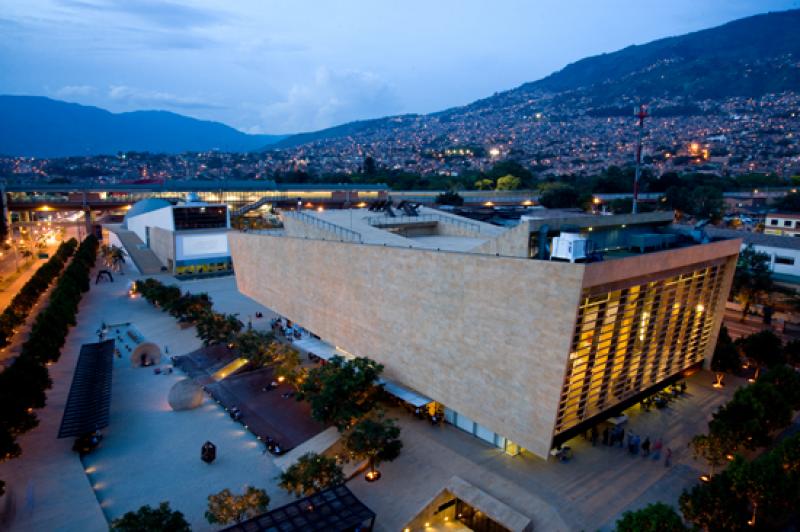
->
[3,91,798,187]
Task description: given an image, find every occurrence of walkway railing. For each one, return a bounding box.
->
[366,213,481,233]
[282,210,363,242]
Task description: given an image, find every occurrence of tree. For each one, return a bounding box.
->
[297,356,383,430]
[736,330,784,376]
[711,326,740,380]
[278,452,344,497]
[234,329,275,367]
[614,502,687,532]
[495,174,521,191]
[344,414,403,477]
[206,486,270,525]
[435,190,463,206]
[272,345,304,389]
[691,186,724,221]
[111,502,190,532]
[363,156,377,176]
[538,183,580,208]
[773,191,800,212]
[783,338,800,368]
[731,245,772,321]
[474,178,494,190]
[195,312,243,346]
[679,472,748,531]
[690,434,729,477]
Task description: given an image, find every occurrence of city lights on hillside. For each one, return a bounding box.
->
[489,147,501,157]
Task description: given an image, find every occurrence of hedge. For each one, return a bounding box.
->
[0,239,77,348]
[0,235,98,466]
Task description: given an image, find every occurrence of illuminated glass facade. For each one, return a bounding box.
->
[554,259,730,435]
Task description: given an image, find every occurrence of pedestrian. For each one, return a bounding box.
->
[602,427,609,446]
[652,438,662,460]
[590,426,598,447]
[665,447,672,467]
[641,437,651,457]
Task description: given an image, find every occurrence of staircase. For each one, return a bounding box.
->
[107,226,166,275]
[233,197,271,217]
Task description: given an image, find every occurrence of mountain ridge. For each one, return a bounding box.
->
[0,96,286,157]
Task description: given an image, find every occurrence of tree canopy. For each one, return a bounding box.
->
[111,502,190,532]
[344,414,403,475]
[278,452,344,497]
[297,355,383,431]
[206,486,270,525]
[614,502,687,532]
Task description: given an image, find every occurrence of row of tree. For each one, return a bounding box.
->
[279,355,403,496]
[0,235,99,498]
[615,326,800,531]
[615,432,800,531]
[0,239,76,348]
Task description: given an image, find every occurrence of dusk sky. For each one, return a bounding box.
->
[1,0,797,134]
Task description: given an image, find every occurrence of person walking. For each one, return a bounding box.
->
[665,447,672,467]
[652,438,663,460]
[641,437,651,457]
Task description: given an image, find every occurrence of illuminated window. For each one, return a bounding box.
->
[554,261,729,434]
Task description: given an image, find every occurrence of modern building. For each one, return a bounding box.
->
[696,225,800,285]
[229,206,740,458]
[120,196,233,277]
[764,213,800,237]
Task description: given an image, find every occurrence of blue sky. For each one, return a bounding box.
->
[1,0,797,134]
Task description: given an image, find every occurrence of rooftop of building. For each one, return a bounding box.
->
[765,212,800,220]
[682,225,800,251]
[287,205,505,252]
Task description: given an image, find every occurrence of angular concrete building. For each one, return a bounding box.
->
[229,207,740,458]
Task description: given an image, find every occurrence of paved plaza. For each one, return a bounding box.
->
[348,371,742,531]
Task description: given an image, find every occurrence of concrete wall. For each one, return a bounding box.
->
[281,213,358,242]
[149,227,175,271]
[230,232,585,458]
[175,231,230,261]
[470,220,532,257]
[125,206,174,244]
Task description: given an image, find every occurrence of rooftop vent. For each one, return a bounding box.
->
[550,232,593,263]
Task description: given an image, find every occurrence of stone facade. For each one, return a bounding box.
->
[230,232,584,457]
[228,231,740,458]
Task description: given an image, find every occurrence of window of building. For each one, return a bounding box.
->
[785,220,793,227]
[554,262,729,435]
[173,206,227,230]
[775,256,795,266]
[770,219,779,225]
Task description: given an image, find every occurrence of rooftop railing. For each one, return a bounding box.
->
[282,210,363,242]
[366,213,481,233]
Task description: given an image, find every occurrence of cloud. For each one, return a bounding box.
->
[56,0,226,30]
[259,67,402,132]
[108,85,224,110]
[55,85,97,98]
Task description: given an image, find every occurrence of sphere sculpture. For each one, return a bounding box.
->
[168,379,204,411]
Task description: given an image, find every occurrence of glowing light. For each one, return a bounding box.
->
[696,304,705,313]
[316,206,324,212]
[593,197,601,205]
[483,201,494,207]
[489,147,501,157]
[521,199,533,206]
[357,202,367,208]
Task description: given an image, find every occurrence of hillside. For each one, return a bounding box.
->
[276,9,800,148]
[0,96,285,157]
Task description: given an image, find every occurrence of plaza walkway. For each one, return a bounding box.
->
[0,267,293,531]
[348,370,741,531]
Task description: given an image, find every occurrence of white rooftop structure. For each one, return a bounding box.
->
[282,206,504,253]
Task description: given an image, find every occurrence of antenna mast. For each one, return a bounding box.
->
[632,104,648,214]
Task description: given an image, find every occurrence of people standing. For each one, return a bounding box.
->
[652,438,662,460]
[665,447,672,467]
[641,437,651,457]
